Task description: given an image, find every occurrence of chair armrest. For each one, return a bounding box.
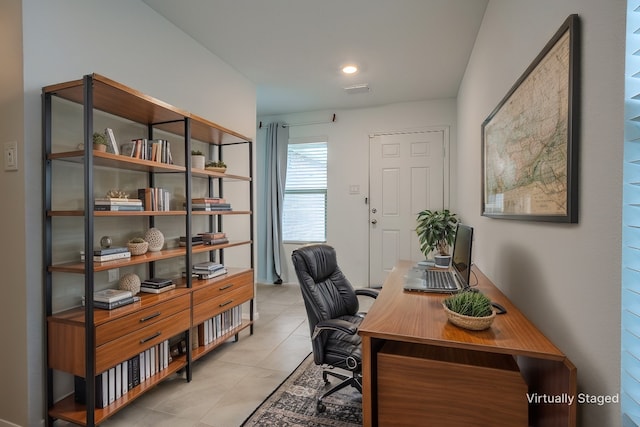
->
[312,318,358,340]
[356,288,380,299]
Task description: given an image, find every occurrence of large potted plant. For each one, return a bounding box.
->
[415,209,458,268]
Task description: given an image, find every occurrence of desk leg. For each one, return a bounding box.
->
[362,336,385,427]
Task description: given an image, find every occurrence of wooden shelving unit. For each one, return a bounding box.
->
[43,73,254,426]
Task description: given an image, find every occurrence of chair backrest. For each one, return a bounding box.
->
[291,244,359,337]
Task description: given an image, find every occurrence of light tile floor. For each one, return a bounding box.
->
[56,282,312,427]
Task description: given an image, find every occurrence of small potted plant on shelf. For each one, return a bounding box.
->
[127,237,149,256]
[92,132,108,152]
[442,291,496,331]
[191,150,206,169]
[205,160,227,173]
[415,209,459,268]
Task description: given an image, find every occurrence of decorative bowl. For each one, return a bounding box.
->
[127,241,149,256]
[442,303,496,331]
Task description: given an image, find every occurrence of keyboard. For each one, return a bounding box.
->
[424,270,458,290]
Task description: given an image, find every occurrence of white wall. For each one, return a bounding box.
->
[258,99,456,287]
[1,1,256,425]
[457,1,624,426]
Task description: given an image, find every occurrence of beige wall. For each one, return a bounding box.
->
[0,1,256,425]
[0,1,28,426]
[457,1,624,426]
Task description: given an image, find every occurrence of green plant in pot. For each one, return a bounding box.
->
[127,236,148,256]
[191,149,206,169]
[443,291,496,330]
[205,159,227,171]
[92,132,108,152]
[415,209,458,268]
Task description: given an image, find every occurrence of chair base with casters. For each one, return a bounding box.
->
[317,365,362,412]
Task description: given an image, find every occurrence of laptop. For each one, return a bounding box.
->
[404,223,474,293]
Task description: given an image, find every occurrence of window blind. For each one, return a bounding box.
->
[282,142,327,242]
[622,2,640,425]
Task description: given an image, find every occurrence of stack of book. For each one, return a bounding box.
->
[186,197,232,211]
[192,261,227,279]
[84,288,140,310]
[80,246,131,262]
[140,278,176,294]
[198,231,229,245]
[178,235,204,247]
[94,198,143,212]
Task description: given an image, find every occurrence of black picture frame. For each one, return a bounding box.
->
[481,14,580,223]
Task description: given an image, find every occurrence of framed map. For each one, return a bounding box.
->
[481,14,580,223]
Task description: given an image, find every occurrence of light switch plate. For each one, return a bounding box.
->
[4,141,17,171]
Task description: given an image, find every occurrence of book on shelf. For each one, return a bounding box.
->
[204,237,229,245]
[138,187,170,211]
[141,277,174,288]
[105,128,119,155]
[124,138,173,164]
[94,204,144,212]
[80,250,131,262]
[93,288,133,303]
[193,261,225,271]
[94,198,143,206]
[191,197,226,204]
[140,284,176,294]
[85,296,140,310]
[74,371,109,409]
[196,269,227,280]
[81,246,129,256]
[189,203,232,211]
[198,231,226,239]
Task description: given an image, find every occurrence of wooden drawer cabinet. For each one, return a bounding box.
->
[192,271,253,326]
[96,294,190,346]
[96,308,190,373]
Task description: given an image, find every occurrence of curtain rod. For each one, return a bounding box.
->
[259,113,336,129]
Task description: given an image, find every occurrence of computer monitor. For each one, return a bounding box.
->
[451,224,473,287]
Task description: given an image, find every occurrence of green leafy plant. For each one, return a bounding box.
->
[92,132,108,145]
[444,291,493,317]
[191,150,203,156]
[128,237,145,244]
[205,160,226,168]
[416,209,459,257]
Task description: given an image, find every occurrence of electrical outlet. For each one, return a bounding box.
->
[108,268,120,282]
[4,141,17,171]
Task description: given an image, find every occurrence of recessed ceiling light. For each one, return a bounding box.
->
[342,65,358,75]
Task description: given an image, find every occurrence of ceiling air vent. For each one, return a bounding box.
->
[344,83,370,94]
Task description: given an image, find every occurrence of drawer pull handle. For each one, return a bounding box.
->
[219,299,233,307]
[219,283,234,290]
[140,312,161,322]
[140,332,161,344]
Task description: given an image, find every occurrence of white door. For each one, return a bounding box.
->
[369,130,448,287]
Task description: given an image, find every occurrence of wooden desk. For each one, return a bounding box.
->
[358,261,576,427]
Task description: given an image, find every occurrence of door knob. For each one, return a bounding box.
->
[371,219,378,224]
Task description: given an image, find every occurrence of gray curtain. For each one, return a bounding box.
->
[263,122,289,284]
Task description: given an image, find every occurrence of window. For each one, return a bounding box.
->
[282,141,327,243]
[623,1,640,424]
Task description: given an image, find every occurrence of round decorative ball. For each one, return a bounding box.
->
[144,227,165,252]
[100,235,112,249]
[118,273,141,295]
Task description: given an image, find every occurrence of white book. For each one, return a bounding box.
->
[139,351,146,382]
[164,340,169,369]
[106,128,119,155]
[145,349,151,379]
[150,346,156,376]
[101,371,109,408]
[115,364,122,399]
[203,318,210,345]
[122,360,128,395]
[93,288,132,303]
[108,367,116,404]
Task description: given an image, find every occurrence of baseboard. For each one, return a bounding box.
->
[0,417,30,427]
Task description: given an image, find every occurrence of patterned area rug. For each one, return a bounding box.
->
[241,354,362,426]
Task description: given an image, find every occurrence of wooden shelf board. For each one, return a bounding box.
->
[48,356,187,426]
[190,210,252,216]
[191,168,251,181]
[191,320,254,362]
[48,150,186,173]
[48,210,187,217]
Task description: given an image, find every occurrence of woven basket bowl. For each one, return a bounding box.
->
[442,303,496,331]
[127,241,148,256]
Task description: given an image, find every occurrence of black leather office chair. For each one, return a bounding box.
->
[291,244,378,412]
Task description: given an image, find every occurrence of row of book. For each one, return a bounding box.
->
[198,305,243,346]
[120,138,174,164]
[82,288,139,310]
[179,232,229,247]
[138,187,171,211]
[74,340,172,409]
[80,246,131,262]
